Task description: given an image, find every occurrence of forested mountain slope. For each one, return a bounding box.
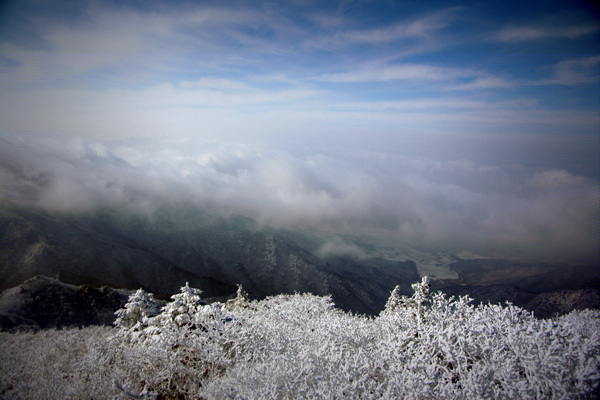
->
[0,206,420,315]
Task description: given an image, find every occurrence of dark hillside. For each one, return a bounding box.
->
[0,206,420,315]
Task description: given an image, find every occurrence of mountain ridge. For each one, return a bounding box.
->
[2,204,598,319]
[0,205,420,315]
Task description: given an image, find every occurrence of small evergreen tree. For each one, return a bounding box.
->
[159,282,205,327]
[223,284,250,312]
[114,288,160,329]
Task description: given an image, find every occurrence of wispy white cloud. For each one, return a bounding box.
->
[311,6,461,48]
[337,98,487,111]
[0,2,305,86]
[444,76,516,90]
[320,63,472,82]
[541,55,600,85]
[321,57,598,90]
[339,13,448,43]
[318,63,522,94]
[493,24,599,42]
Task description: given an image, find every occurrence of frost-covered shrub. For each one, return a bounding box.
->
[0,326,122,398]
[2,279,599,399]
[111,283,241,398]
[201,280,600,400]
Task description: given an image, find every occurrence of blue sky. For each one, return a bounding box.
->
[0,0,598,260]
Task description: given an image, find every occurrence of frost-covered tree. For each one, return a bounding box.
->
[114,288,160,329]
[381,276,431,327]
[159,281,205,327]
[222,284,250,312]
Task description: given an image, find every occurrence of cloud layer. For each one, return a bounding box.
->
[0,1,598,263]
[1,137,597,262]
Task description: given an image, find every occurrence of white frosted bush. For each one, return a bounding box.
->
[0,327,122,398]
[1,279,599,399]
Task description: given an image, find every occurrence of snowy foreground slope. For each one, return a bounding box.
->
[1,278,599,399]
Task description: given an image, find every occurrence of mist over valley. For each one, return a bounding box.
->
[1,198,598,329]
[1,124,599,328]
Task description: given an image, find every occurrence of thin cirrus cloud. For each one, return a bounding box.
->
[493,24,599,42]
[319,57,597,88]
[322,7,460,46]
[543,55,600,85]
[0,3,310,87]
[319,63,472,82]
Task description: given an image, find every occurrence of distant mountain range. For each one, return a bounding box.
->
[0,205,420,315]
[432,258,600,318]
[1,204,598,328]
